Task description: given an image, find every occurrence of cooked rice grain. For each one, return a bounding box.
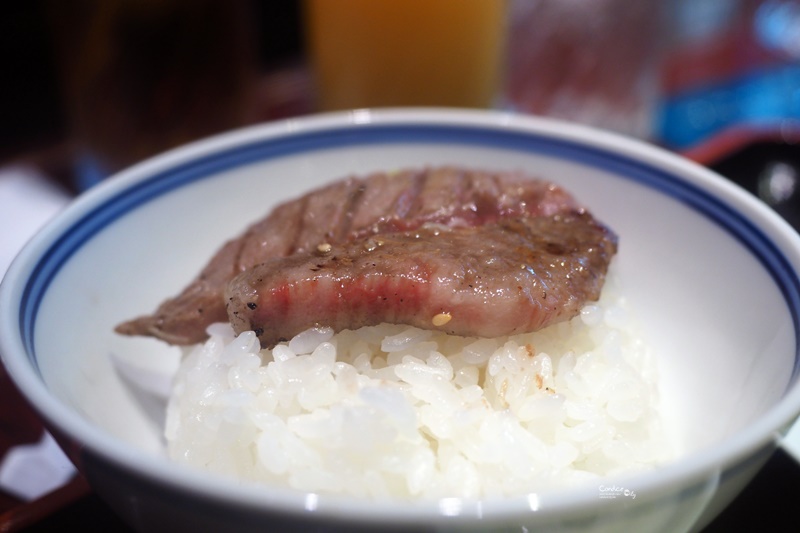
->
[165,274,672,500]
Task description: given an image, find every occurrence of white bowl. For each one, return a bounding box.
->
[2,109,800,532]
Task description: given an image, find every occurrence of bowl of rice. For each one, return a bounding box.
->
[2,108,800,532]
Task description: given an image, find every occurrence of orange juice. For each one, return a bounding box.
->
[304,0,507,110]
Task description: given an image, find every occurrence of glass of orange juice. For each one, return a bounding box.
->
[304,0,507,111]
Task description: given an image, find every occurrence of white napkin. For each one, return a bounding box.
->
[783,419,800,462]
[0,432,76,501]
[0,164,71,277]
[0,163,75,501]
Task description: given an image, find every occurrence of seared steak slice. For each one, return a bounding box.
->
[115,167,602,346]
[226,211,617,348]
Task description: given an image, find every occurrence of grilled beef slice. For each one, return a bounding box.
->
[115,167,615,346]
[227,212,617,348]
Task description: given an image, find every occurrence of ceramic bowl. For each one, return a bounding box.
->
[3,109,800,532]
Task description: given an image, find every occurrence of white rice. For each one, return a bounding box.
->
[164,272,672,500]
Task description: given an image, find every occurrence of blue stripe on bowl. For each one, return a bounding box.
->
[18,122,800,382]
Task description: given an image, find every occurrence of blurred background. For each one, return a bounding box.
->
[2,0,800,530]
[2,0,799,191]
[0,0,309,192]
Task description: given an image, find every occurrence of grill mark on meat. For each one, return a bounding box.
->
[237,196,307,268]
[339,181,368,242]
[226,211,617,348]
[298,181,347,254]
[468,169,491,218]
[411,167,444,222]
[115,167,609,346]
[394,169,426,222]
[349,169,427,235]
